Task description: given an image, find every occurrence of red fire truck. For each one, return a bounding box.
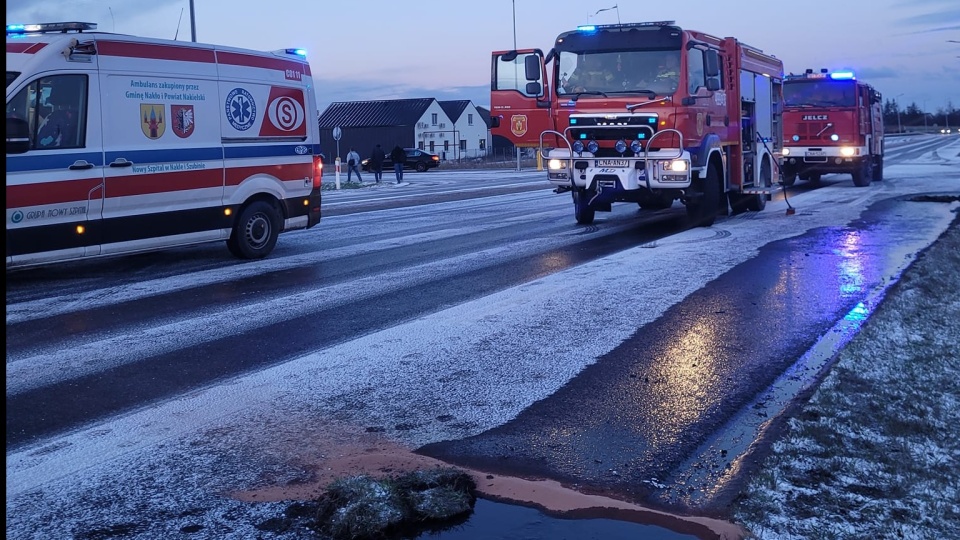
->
[489,21,784,226]
[781,69,884,188]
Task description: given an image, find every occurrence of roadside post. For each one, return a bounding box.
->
[332,126,342,189]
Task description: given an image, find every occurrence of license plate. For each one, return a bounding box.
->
[596,159,628,167]
[805,151,826,157]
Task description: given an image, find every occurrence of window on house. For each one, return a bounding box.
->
[444,140,449,151]
[479,139,486,150]
[431,113,437,125]
[429,141,435,152]
[418,141,424,150]
[459,139,466,151]
[468,113,474,126]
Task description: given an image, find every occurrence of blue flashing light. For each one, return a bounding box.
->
[286,48,308,57]
[637,133,647,139]
[648,117,656,123]
[577,25,597,33]
[579,133,587,139]
[830,71,855,80]
[570,118,578,124]
[7,24,26,33]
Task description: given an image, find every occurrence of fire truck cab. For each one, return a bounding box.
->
[781,69,884,188]
[490,21,783,227]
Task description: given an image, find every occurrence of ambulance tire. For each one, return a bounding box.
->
[872,156,884,182]
[573,189,595,225]
[686,165,719,228]
[227,200,282,259]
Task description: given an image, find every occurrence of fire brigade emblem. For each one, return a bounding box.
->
[140,104,165,139]
[511,114,528,137]
[171,105,195,138]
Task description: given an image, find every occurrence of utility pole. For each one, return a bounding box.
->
[189,0,197,42]
[895,93,903,134]
[513,0,521,172]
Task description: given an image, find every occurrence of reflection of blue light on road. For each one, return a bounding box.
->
[836,230,865,296]
[844,301,869,322]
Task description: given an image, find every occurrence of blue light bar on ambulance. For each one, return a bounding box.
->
[6,22,97,35]
[830,71,856,80]
[285,48,308,57]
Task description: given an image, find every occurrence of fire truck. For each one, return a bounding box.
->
[489,21,784,226]
[781,69,884,187]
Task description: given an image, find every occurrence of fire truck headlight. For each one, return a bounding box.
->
[667,160,688,172]
[830,134,840,142]
[573,141,585,153]
[630,140,642,153]
[587,140,599,153]
[548,159,566,170]
[782,148,791,156]
[614,139,627,153]
[840,147,856,157]
[792,135,800,142]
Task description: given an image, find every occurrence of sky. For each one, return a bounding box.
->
[6,1,960,114]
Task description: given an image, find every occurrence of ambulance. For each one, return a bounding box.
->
[5,22,323,270]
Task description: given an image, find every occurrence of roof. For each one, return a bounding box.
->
[318,98,436,128]
[438,100,471,123]
[475,106,492,128]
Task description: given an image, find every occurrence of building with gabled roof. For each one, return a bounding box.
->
[317,97,491,164]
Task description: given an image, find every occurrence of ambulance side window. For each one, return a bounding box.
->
[6,75,88,151]
[36,75,87,150]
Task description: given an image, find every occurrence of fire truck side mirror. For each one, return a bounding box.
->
[525,82,542,96]
[704,49,720,78]
[705,78,721,92]
[490,116,501,128]
[524,55,541,81]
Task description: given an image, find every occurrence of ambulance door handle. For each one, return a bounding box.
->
[109,158,133,168]
[69,160,95,170]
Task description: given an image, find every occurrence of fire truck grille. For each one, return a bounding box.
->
[797,122,832,141]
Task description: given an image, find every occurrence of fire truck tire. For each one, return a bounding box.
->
[781,170,797,188]
[573,189,595,225]
[872,156,884,182]
[686,166,719,227]
[852,160,871,187]
[745,159,771,212]
[227,200,282,259]
[638,193,674,210]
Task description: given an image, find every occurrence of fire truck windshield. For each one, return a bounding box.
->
[557,50,680,97]
[784,79,857,108]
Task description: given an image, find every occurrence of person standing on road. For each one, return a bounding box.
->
[370,143,385,183]
[346,147,362,183]
[390,145,406,184]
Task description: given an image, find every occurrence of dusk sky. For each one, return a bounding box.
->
[8,0,960,117]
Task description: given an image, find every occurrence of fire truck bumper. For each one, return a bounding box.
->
[545,150,692,192]
[781,146,868,176]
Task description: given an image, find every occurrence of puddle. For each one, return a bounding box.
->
[415,497,698,540]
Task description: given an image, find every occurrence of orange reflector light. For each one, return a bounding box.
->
[224,208,233,216]
[76,225,85,234]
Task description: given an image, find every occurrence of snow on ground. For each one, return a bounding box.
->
[732,138,960,539]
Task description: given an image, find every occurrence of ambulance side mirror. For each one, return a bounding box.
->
[6,117,30,154]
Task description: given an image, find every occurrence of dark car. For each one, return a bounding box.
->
[362,148,440,173]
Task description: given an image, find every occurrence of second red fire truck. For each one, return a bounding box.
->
[489,21,784,226]
[781,69,884,187]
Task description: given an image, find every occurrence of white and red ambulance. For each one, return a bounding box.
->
[5,22,323,270]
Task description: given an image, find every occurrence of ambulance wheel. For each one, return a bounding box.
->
[228,200,281,259]
[573,189,595,225]
[745,158,771,212]
[686,165,719,227]
[872,156,884,181]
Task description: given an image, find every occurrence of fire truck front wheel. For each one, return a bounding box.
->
[685,165,720,228]
[227,200,282,259]
[572,189,596,225]
[852,159,872,187]
[744,158,771,213]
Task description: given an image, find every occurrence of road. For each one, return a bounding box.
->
[6,133,960,538]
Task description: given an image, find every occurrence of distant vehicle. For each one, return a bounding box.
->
[361,148,440,172]
[780,69,884,188]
